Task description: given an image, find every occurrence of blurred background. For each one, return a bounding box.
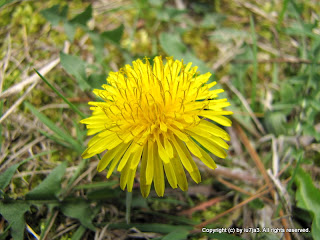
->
[0,0,319,239]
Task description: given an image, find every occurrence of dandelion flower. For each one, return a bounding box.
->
[81,56,233,197]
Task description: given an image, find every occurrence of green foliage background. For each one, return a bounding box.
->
[0,0,319,239]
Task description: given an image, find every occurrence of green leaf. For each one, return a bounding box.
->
[159,33,187,59]
[162,228,189,240]
[64,21,76,42]
[0,0,14,8]
[0,151,55,195]
[311,39,320,61]
[61,158,89,198]
[70,5,92,26]
[86,188,119,200]
[248,198,264,209]
[88,73,106,89]
[60,52,90,91]
[285,22,319,39]
[303,123,320,142]
[149,0,165,7]
[24,101,82,151]
[264,111,287,136]
[60,200,96,230]
[71,226,86,240]
[287,150,303,190]
[40,4,68,26]
[0,161,25,190]
[74,181,117,190]
[295,167,320,239]
[0,202,30,240]
[280,82,295,103]
[87,31,105,63]
[159,33,211,75]
[201,13,225,29]
[156,7,187,22]
[182,52,212,75]
[26,162,67,200]
[101,24,124,44]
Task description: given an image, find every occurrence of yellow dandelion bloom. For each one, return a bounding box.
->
[81,56,233,197]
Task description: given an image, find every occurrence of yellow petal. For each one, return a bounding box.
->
[186,128,211,139]
[146,140,155,185]
[117,142,135,172]
[206,81,217,89]
[97,144,125,172]
[160,121,167,132]
[130,145,144,169]
[140,144,151,198]
[81,148,92,159]
[197,146,217,169]
[171,136,201,183]
[107,143,131,178]
[191,133,226,159]
[171,157,188,191]
[164,161,177,188]
[185,138,202,158]
[126,168,137,192]
[190,170,201,184]
[120,155,133,190]
[170,136,193,173]
[153,148,165,197]
[87,128,104,136]
[168,126,189,142]
[200,114,232,126]
[183,114,194,123]
[163,137,174,159]
[80,115,108,124]
[198,120,230,141]
[209,135,229,150]
[156,134,170,164]
[207,102,231,110]
[87,136,122,155]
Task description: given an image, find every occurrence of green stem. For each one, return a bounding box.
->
[126,191,132,224]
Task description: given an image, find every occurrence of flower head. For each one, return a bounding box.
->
[81,56,232,197]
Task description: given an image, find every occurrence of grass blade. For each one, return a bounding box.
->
[34,69,87,119]
[250,15,258,111]
[277,0,289,29]
[24,101,83,152]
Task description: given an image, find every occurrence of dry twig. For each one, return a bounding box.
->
[234,122,272,192]
[0,57,60,100]
[179,196,226,217]
[194,188,270,229]
[0,81,38,124]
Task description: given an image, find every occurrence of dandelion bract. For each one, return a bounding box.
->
[81,56,233,197]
